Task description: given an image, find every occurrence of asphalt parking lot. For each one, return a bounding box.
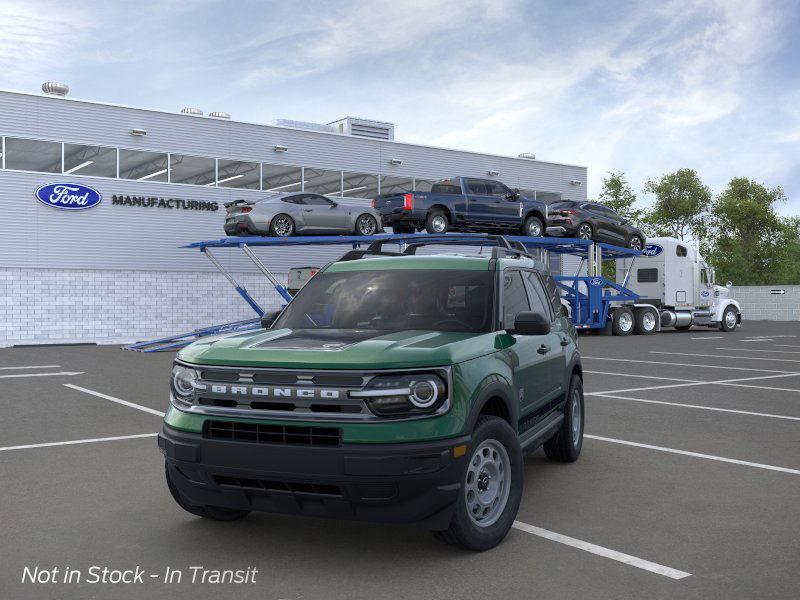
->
[1,321,799,600]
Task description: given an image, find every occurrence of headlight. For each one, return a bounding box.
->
[171,365,199,406]
[352,373,447,417]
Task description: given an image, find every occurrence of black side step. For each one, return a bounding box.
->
[519,412,564,453]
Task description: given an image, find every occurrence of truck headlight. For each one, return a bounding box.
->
[171,364,199,407]
[352,373,447,417]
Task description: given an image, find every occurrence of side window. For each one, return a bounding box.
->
[485,181,511,197]
[466,179,489,195]
[637,268,658,283]
[502,271,531,329]
[304,195,333,206]
[282,195,304,204]
[541,273,563,316]
[676,245,688,257]
[522,272,552,320]
[701,269,709,284]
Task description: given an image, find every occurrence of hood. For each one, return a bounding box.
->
[177,328,501,369]
[178,329,499,369]
[714,285,730,298]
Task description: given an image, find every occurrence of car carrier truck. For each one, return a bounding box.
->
[608,236,742,335]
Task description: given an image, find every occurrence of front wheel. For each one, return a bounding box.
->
[543,373,584,462]
[433,416,523,551]
[522,215,544,237]
[719,306,738,332]
[627,235,644,251]
[354,213,378,236]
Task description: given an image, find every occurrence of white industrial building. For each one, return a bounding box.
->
[0,85,588,346]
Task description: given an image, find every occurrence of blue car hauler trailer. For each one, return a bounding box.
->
[125,233,642,352]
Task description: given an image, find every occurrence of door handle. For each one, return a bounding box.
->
[560,337,570,346]
[537,344,550,355]
[303,209,313,212]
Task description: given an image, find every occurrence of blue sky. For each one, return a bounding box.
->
[2,0,799,213]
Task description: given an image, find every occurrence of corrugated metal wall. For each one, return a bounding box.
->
[0,90,587,274]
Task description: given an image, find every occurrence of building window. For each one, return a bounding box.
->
[341,172,378,199]
[63,144,117,177]
[304,168,342,196]
[379,175,413,195]
[119,149,169,182]
[414,178,436,192]
[262,163,302,193]
[170,154,216,186]
[4,138,61,173]
[217,159,260,189]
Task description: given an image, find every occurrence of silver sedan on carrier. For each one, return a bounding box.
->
[224,192,383,237]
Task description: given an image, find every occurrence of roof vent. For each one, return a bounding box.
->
[269,119,337,134]
[328,117,394,141]
[518,152,536,160]
[180,107,203,116]
[42,82,69,96]
[209,111,230,119]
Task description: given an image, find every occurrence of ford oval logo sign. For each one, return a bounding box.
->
[642,244,663,257]
[588,278,603,286]
[35,183,102,210]
[700,290,710,297]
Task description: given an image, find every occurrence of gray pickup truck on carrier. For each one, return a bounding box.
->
[373,177,548,237]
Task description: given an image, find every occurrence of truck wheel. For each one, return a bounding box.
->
[522,215,544,237]
[719,306,738,332]
[165,463,250,522]
[633,308,657,335]
[611,307,634,336]
[425,210,449,234]
[543,373,584,462]
[433,416,523,551]
[269,214,295,237]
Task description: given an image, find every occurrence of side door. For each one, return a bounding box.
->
[583,203,614,241]
[301,194,349,232]
[521,270,564,404]
[499,270,554,420]
[484,180,521,226]
[596,205,628,244]
[464,178,495,225]
[697,262,714,307]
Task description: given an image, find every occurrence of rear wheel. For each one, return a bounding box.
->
[165,464,250,521]
[576,222,593,240]
[269,214,294,237]
[433,416,522,551]
[522,215,544,237]
[543,374,584,462]
[634,307,657,335]
[612,307,634,336]
[354,213,378,236]
[425,210,449,234]
[719,306,738,332]
[627,235,644,251]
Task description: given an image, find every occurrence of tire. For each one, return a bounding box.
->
[425,209,449,234]
[521,215,544,237]
[433,416,523,551]
[719,306,738,332]
[576,222,593,240]
[627,235,644,251]
[165,464,250,521]
[269,214,294,237]
[611,307,634,336]
[354,213,378,236]
[633,307,657,335]
[543,374,584,462]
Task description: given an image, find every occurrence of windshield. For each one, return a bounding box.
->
[273,269,495,333]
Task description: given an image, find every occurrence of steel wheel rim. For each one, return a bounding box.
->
[725,310,737,328]
[571,388,582,446]
[643,311,656,331]
[618,312,633,332]
[464,439,511,528]
[358,215,376,235]
[629,237,643,250]
[431,215,447,232]
[578,224,592,239]
[527,220,542,236]
[273,216,292,236]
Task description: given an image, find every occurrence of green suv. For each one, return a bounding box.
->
[159,246,584,551]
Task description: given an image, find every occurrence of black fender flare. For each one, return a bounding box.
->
[464,378,518,432]
[523,209,546,226]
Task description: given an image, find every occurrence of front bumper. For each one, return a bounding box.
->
[159,424,469,529]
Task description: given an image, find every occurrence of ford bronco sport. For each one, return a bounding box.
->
[159,241,584,551]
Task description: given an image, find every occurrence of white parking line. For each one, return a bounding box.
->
[650,351,800,364]
[584,370,700,383]
[690,336,723,340]
[583,356,796,374]
[740,339,773,343]
[0,433,157,453]
[777,345,800,349]
[0,365,61,370]
[0,371,84,379]
[592,372,800,396]
[64,384,165,417]
[716,348,800,354]
[512,521,691,580]
[585,435,800,475]
[587,393,800,421]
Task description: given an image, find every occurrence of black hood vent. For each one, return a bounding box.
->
[253,329,389,350]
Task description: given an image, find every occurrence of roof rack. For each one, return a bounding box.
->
[351,234,534,262]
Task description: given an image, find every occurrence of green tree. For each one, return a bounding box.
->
[706,178,793,285]
[642,169,711,241]
[598,171,644,227]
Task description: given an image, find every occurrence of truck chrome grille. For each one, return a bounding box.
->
[204,420,342,446]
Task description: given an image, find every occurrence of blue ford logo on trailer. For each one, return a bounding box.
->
[588,278,603,286]
[35,183,102,210]
[641,243,663,257]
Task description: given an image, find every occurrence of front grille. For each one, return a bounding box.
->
[204,420,342,447]
[214,475,343,497]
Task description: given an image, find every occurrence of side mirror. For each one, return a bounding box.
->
[260,310,281,329]
[726,281,732,288]
[329,201,338,208]
[509,311,551,335]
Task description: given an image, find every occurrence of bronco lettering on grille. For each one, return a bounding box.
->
[207,385,341,399]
